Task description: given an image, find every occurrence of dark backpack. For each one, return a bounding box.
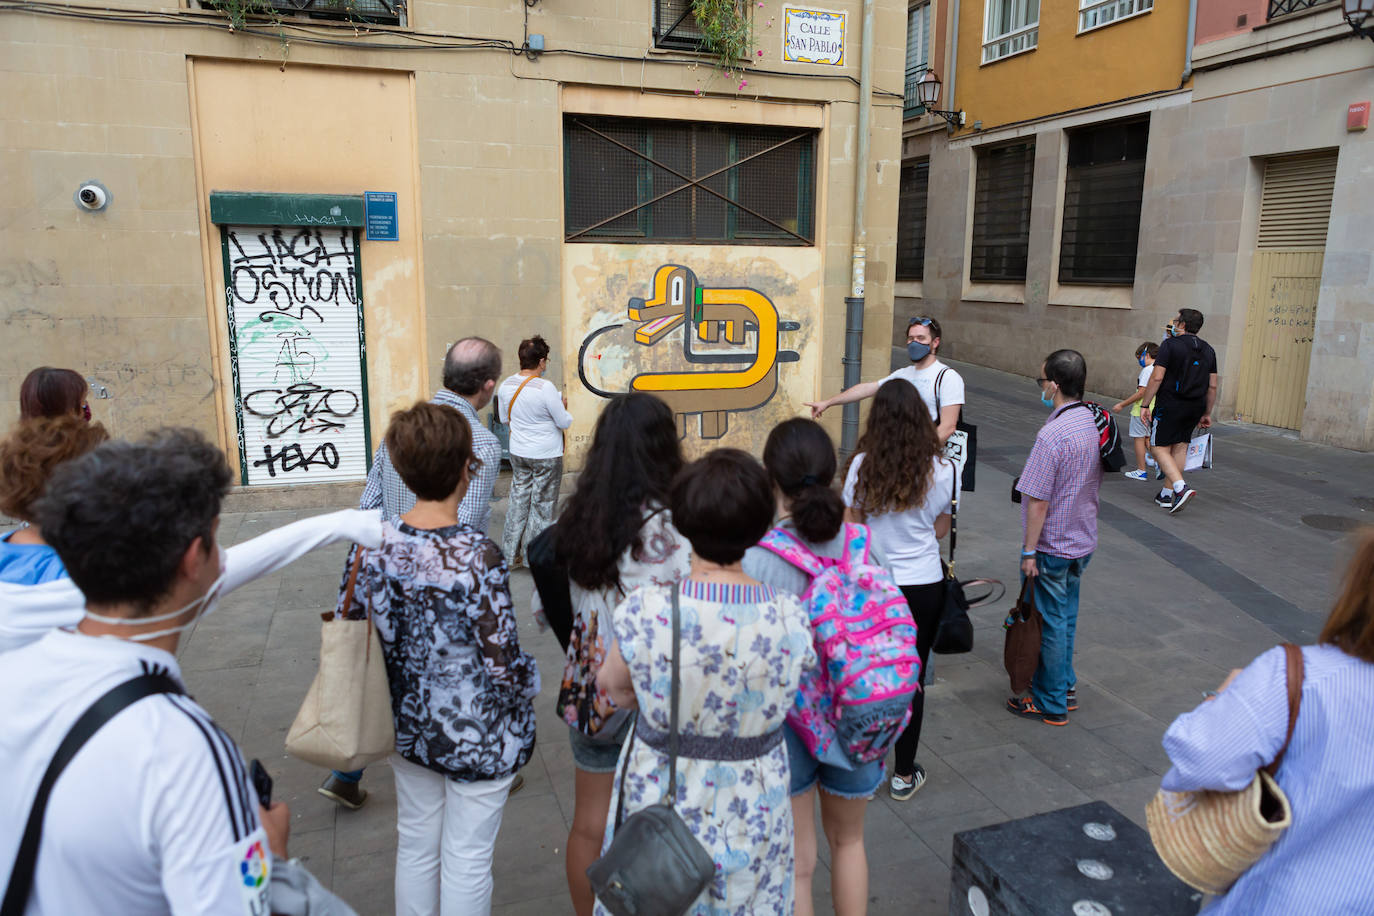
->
[1071,402,1127,472]
[1169,336,1213,401]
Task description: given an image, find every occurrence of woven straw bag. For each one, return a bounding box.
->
[1146,644,1303,895]
[285,547,395,771]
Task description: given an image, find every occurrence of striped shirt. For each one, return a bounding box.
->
[1161,643,1374,914]
[1016,402,1103,559]
[360,389,502,534]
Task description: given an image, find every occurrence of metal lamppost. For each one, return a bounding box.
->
[1344,0,1374,40]
[915,71,967,128]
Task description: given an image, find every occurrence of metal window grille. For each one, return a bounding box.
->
[970,141,1034,282]
[896,159,930,280]
[1059,118,1148,285]
[904,3,931,117]
[564,116,816,245]
[1267,0,1327,18]
[983,0,1039,63]
[1078,0,1152,32]
[655,0,706,50]
[200,0,404,25]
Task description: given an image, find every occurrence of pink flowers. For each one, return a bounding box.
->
[739,79,748,89]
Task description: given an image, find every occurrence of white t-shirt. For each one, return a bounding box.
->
[879,360,965,423]
[843,454,955,586]
[497,374,574,460]
[1132,363,1155,418]
[0,508,383,654]
[0,630,272,915]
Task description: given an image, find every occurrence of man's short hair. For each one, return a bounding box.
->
[1044,349,1087,400]
[1178,309,1205,334]
[670,449,775,565]
[517,336,551,371]
[1135,341,1159,359]
[35,428,232,612]
[908,315,943,346]
[385,401,474,502]
[442,337,502,396]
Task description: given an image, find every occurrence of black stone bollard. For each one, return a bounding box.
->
[950,801,1203,916]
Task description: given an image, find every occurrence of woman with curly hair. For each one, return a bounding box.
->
[0,415,109,584]
[842,379,954,802]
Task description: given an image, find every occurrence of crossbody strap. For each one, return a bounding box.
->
[505,374,536,422]
[668,585,682,808]
[2,673,184,916]
[1263,643,1304,777]
[947,458,959,569]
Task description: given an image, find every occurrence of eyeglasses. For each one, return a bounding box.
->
[1035,378,1050,386]
[907,317,933,327]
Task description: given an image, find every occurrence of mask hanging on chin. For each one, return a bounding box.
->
[907,341,933,363]
[1040,387,1055,408]
[84,547,229,642]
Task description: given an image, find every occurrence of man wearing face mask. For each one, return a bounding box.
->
[0,429,356,915]
[807,315,964,442]
[1009,351,1103,726]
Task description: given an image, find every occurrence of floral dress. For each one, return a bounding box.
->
[598,581,817,916]
[558,507,689,738]
[338,521,539,781]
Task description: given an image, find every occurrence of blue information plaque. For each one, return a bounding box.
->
[364,191,399,241]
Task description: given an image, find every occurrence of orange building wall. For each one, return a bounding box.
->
[953,0,1191,133]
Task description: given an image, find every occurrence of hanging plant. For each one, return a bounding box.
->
[693,0,754,73]
[205,0,280,31]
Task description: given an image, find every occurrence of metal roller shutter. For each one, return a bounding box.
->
[1257,152,1338,249]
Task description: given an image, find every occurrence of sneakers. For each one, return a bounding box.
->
[1170,487,1196,514]
[1006,696,1068,726]
[1155,492,1174,509]
[318,774,368,810]
[1066,686,1079,712]
[1122,469,1149,481]
[889,764,927,801]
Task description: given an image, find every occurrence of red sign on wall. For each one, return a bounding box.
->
[1350,101,1370,132]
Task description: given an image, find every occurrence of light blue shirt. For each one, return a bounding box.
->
[1161,643,1374,914]
[0,532,67,586]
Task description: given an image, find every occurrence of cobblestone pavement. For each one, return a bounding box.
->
[175,358,1373,915]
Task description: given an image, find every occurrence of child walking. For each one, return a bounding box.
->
[1112,342,1158,480]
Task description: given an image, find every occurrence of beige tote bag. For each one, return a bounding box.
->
[1146,643,1303,895]
[285,548,395,771]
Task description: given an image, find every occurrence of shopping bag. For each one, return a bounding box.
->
[1185,433,1212,471]
[1003,578,1042,695]
[285,548,395,771]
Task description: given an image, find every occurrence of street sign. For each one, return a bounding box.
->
[364,191,399,241]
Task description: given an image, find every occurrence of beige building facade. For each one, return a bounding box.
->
[2,0,908,484]
[895,0,1374,450]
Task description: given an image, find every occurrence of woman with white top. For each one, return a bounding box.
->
[842,379,953,802]
[497,335,573,566]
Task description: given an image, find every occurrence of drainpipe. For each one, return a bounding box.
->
[947,0,960,113]
[1182,0,1198,83]
[841,0,876,456]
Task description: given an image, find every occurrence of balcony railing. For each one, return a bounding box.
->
[903,66,929,119]
[1267,0,1328,18]
[202,0,404,26]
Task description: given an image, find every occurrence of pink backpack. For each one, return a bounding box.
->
[759,524,921,767]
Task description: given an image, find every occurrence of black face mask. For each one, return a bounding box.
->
[907,341,932,362]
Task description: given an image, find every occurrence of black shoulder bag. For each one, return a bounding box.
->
[586,587,715,916]
[527,523,574,652]
[935,368,978,492]
[2,673,184,916]
[933,469,1004,655]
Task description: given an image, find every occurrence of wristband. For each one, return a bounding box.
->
[1020,549,1037,558]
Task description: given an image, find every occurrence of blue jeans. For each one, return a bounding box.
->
[1027,552,1092,716]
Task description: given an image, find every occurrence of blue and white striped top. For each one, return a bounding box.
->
[1161,643,1374,914]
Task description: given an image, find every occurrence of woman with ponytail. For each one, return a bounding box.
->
[743,418,886,916]
[843,379,954,802]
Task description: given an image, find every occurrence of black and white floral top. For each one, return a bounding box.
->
[338,520,539,781]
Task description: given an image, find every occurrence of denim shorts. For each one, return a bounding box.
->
[784,723,884,800]
[568,715,633,774]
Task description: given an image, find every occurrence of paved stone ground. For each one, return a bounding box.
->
[172,358,1374,915]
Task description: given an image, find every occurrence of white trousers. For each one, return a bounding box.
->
[391,754,515,916]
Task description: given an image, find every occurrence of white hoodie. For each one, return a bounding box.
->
[0,508,383,654]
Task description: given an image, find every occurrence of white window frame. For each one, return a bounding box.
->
[982,0,1039,64]
[904,1,932,116]
[1078,0,1153,34]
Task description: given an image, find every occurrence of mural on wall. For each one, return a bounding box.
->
[578,264,802,439]
[223,226,370,486]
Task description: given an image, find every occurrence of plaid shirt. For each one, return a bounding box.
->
[359,389,502,534]
[1016,402,1103,559]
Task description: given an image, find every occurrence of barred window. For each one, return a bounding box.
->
[1059,118,1148,285]
[200,0,403,26]
[896,159,930,280]
[655,0,706,50]
[970,141,1034,282]
[564,117,817,245]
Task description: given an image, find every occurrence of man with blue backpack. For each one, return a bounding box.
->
[1139,309,1219,515]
